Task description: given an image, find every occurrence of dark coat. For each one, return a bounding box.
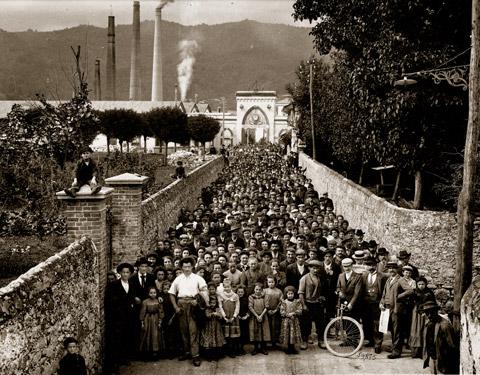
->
[58,353,87,375]
[286,262,309,290]
[130,272,156,301]
[423,317,459,374]
[105,279,137,364]
[336,271,364,311]
[75,159,98,184]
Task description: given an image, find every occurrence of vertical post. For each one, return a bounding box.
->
[222,97,226,146]
[94,59,101,101]
[309,62,316,160]
[106,16,116,101]
[56,186,114,370]
[105,173,149,265]
[454,0,480,331]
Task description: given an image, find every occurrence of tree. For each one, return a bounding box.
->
[187,115,221,152]
[98,109,142,153]
[146,107,188,161]
[292,0,469,209]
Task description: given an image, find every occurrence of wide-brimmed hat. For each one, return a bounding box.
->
[355,229,364,236]
[352,250,368,260]
[116,262,134,273]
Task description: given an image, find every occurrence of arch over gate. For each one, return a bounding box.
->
[241,106,269,126]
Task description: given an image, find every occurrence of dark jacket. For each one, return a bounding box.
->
[58,353,87,375]
[286,262,309,290]
[336,271,363,310]
[75,159,98,184]
[130,272,156,301]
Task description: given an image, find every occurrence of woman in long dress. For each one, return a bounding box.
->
[409,277,435,358]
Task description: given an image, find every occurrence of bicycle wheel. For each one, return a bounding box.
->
[323,316,364,357]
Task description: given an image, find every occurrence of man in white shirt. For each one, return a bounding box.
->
[169,257,209,366]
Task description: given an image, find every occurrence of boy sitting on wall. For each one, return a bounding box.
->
[64,147,101,197]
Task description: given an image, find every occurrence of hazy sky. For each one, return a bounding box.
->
[0,0,311,32]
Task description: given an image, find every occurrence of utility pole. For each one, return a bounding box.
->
[453,0,480,331]
[309,62,317,160]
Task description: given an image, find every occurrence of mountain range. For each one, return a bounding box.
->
[0,20,313,109]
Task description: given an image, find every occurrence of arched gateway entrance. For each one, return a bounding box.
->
[241,106,269,144]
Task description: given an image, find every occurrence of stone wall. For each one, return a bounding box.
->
[460,275,480,374]
[0,237,102,375]
[298,152,479,286]
[141,156,224,254]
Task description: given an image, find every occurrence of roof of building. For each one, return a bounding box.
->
[183,101,198,113]
[196,103,211,113]
[236,91,277,97]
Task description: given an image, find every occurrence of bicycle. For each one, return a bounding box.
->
[323,302,364,357]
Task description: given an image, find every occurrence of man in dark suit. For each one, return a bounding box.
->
[323,249,341,322]
[362,258,387,353]
[336,257,363,321]
[130,257,155,356]
[105,262,137,373]
[286,249,309,290]
[130,257,156,301]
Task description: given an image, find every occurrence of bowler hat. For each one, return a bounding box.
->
[377,247,389,256]
[116,262,134,274]
[398,250,411,259]
[355,229,364,236]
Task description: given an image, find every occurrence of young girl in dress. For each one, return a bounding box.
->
[139,286,165,360]
[248,282,271,355]
[200,294,226,361]
[218,277,241,357]
[236,285,249,355]
[279,286,303,354]
[264,275,283,348]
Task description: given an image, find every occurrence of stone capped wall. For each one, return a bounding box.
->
[141,156,224,253]
[0,237,102,375]
[298,152,479,286]
[461,275,480,374]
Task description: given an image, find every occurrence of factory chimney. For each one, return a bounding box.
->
[94,59,102,100]
[151,5,163,101]
[106,16,116,100]
[129,1,142,100]
[174,84,178,106]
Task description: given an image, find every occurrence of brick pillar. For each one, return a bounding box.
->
[105,172,149,265]
[56,185,114,372]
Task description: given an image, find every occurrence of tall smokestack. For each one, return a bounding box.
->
[94,59,102,100]
[129,1,142,100]
[106,16,116,100]
[174,84,178,105]
[151,5,163,101]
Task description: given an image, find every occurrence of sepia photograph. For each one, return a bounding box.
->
[0,0,478,374]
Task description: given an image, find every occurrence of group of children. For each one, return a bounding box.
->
[136,274,304,361]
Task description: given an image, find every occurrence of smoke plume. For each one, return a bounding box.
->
[177,40,199,101]
[159,0,174,10]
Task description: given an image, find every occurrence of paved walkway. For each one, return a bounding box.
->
[119,344,428,375]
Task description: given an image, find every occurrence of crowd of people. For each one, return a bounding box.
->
[102,144,459,375]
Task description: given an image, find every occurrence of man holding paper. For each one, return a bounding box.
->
[379,261,415,359]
